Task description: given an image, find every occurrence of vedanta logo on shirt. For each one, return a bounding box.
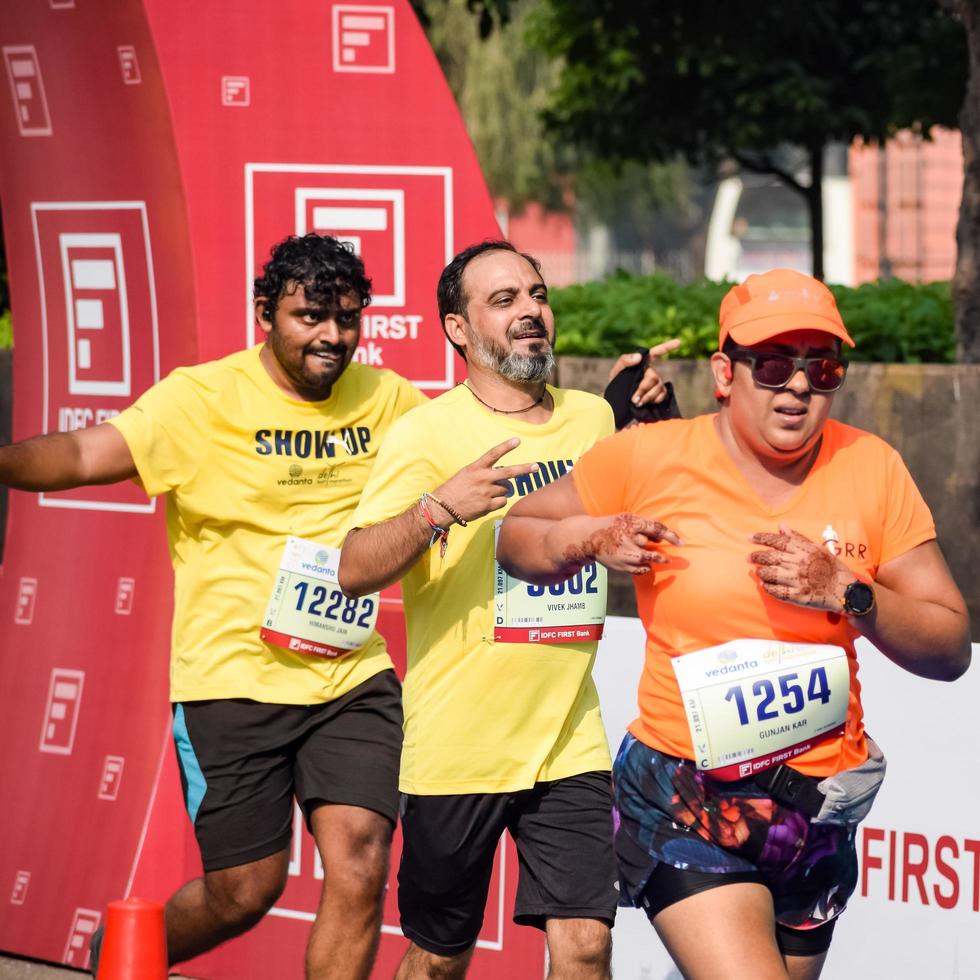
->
[499,458,575,498]
[255,427,372,459]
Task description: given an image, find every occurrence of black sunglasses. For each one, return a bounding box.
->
[728,347,848,393]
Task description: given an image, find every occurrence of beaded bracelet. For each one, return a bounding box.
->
[422,491,468,528]
[418,494,451,558]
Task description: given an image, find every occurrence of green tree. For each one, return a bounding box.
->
[527,0,966,283]
[412,0,567,211]
[413,0,700,272]
[411,0,514,39]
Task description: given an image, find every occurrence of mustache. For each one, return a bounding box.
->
[305,342,348,356]
[508,317,549,340]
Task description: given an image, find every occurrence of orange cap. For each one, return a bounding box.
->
[718,269,854,350]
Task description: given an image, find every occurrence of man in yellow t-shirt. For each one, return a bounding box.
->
[339,241,621,980]
[0,234,425,979]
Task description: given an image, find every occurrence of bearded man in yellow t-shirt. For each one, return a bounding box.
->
[0,234,427,979]
[338,241,678,980]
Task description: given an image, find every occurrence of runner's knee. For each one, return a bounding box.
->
[334,848,389,907]
[398,942,474,980]
[316,810,392,905]
[203,860,288,926]
[547,919,611,973]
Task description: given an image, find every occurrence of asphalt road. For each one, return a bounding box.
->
[0,957,82,979]
[0,954,198,979]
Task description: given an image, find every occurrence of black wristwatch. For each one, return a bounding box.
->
[842,580,875,617]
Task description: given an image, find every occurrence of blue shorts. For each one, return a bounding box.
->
[612,733,858,932]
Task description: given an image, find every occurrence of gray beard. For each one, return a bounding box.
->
[469,332,555,382]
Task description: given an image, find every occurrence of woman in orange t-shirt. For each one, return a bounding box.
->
[497,268,970,980]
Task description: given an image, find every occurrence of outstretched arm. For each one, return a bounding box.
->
[338,438,540,597]
[0,423,137,491]
[496,474,681,586]
[750,528,970,681]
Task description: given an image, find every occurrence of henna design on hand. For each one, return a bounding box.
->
[563,514,676,575]
[749,525,850,611]
[798,550,837,600]
[561,545,588,566]
[751,532,790,551]
[588,515,638,555]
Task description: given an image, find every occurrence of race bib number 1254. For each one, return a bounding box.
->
[672,639,850,780]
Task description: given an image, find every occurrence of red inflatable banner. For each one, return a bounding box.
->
[0,2,543,976]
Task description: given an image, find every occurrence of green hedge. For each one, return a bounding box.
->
[0,276,957,360]
[551,273,956,363]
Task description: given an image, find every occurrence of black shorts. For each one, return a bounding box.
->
[398,771,618,957]
[640,863,837,957]
[172,669,403,872]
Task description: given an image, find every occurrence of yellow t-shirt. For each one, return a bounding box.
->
[109,348,426,704]
[351,384,615,794]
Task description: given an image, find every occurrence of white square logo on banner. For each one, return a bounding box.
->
[63,909,100,967]
[98,755,125,800]
[10,871,30,906]
[40,669,85,756]
[294,187,405,306]
[332,5,395,74]
[59,233,132,397]
[222,76,250,106]
[114,576,136,615]
[3,46,53,136]
[14,577,38,625]
[245,164,454,388]
[117,46,141,85]
[31,201,160,513]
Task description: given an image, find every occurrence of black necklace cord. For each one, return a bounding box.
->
[462,382,547,415]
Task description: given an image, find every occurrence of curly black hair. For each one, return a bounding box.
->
[253,234,372,317]
[437,240,542,360]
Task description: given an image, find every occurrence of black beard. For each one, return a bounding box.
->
[268,330,347,396]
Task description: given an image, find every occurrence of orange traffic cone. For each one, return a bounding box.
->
[96,897,168,979]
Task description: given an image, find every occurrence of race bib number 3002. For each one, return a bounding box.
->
[260,537,379,659]
[493,522,607,644]
[672,639,850,780]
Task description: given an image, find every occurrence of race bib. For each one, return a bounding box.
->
[260,536,379,659]
[493,521,607,643]
[672,639,849,780]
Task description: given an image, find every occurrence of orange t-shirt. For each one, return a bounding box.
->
[573,414,935,778]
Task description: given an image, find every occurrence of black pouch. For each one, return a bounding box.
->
[754,763,826,819]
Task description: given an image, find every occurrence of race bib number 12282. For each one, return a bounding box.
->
[261,537,379,659]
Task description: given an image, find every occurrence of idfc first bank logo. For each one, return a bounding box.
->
[246,164,455,390]
[31,202,160,512]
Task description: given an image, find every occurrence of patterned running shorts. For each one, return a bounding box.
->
[612,733,859,930]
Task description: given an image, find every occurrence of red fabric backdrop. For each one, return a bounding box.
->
[0,2,543,974]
